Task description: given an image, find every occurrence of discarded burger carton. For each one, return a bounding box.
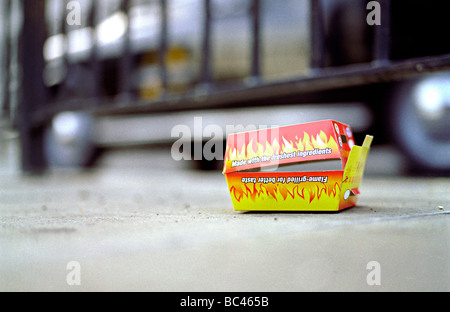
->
[223,120,373,211]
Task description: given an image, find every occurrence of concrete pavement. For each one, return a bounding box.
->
[0,138,448,291]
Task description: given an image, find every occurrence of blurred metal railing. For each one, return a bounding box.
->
[13,0,450,173]
[0,0,22,126]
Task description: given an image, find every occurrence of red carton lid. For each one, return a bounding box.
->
[223,120,355,174]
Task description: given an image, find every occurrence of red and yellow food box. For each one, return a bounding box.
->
[223,120,373,211]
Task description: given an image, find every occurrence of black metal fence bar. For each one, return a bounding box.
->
[5,0,22,125]
[19,0,48,173]
[0,0,10,119]
[201,0,212,88]
[60,0,71,103]
[250,0,261,82]
[309,0,325,70]
[159,0,169,99]
[89,1,103,102]
[373,0,391,63]
[119,0,133,101]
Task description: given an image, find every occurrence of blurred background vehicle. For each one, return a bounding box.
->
[1,0,449,174]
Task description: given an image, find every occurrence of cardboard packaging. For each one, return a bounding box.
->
[223,120,373,211]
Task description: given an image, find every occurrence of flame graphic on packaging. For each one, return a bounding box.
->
[230,182,341,203]
[228,131,338,160]
[225,130,340,172]
[226,172,343,208]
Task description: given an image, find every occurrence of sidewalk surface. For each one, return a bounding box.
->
[0,138,448,291]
